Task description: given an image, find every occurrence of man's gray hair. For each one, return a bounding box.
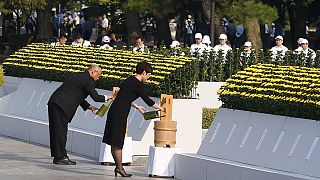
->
[88,64,101,72]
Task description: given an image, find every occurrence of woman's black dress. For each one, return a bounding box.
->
[102,76,155,148]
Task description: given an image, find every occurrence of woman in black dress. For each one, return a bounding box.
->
[103,61,164,177]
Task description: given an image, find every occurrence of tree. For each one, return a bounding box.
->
[0,0,46,35]
[201,0,228,45]
[222,0,278,49]
[36,0,53,40]
[284,0,315,48]
[122,0,179,46]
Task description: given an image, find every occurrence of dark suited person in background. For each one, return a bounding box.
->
[48,65,113,165]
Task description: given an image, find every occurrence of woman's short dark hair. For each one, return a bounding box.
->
[136,61,152,74]
[74,32,82,39]
[59,34,67,39]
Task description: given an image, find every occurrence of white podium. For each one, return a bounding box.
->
[99,137,133,164]
[147,146,181,177]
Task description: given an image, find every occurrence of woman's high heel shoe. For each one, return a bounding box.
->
[114,168,132,177]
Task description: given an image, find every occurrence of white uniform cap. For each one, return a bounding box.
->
[102,36,110,43]
[170,40,180,48]
[297,38,304,44]
[202,35,211,44]
[275,35,283,40]
[244,41,252,47]
[300,39,308,44]
[219,34,227,40]
[195,33,203,39]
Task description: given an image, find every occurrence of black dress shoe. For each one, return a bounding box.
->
[53,156,76,165]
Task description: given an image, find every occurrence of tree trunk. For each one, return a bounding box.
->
[202,0,225,45]
[16,16,21,35]
[214,12,225,43]
[246,18,262,50]
[125,9,141,46]
[288,5,296,48]
[156,15,171,47]
[202,0,211,18]
[293,1,307,47]
[37,1,53,41]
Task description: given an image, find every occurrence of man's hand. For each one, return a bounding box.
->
[137,105,146,114]
[89,106,98,114]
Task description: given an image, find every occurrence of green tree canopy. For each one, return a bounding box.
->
[0,0,46,15]
[0,0,46,34]
[222,0,278,25]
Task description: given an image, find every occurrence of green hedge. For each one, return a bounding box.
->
[218,64,320,120]
[3,43,198,98]
[195,49,320,82]
[202,108,218,129]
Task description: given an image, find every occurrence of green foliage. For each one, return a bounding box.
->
[284,0,315,6]
[122,0,187,17]
[218,64,320,120]
[83,0,119,6]
[0,0,46,15]
[0,2,11,14]
[202,108,218,129]
[222,0,278,25]
[193,49,320,82]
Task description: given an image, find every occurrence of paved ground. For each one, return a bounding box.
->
[0,135,175,180]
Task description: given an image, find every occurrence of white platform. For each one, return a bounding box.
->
[175,108,320,180]
[99,137,132,163]
[0,76,202,158]
[147,146,181,177]
[194,82,223,108]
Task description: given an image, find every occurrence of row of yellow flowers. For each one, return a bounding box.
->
[3,43,198,98]
[218,64,320,120]
[0,65,3,87]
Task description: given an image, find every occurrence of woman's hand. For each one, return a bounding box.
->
[137,105,146,114]
[108,94,114,100]
[158,106,165,112]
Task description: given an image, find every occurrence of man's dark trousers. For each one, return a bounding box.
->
[48,102,69,159]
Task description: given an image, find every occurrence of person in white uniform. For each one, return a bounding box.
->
[202,35,212,53]
[190,33,206,56]
[100,36,113,50]
[295,38,316,62]
[270,35,288,60]
[295,38,304,51]
[213,34,232,59]
[241,41,253,57]
[170,40,185,56]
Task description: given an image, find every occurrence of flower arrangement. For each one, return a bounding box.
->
[3,43,198,98]
[218,64,320,120]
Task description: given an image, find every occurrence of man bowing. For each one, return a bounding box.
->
[48,65,112,165]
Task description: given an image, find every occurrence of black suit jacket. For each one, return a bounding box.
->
[48,71,105,121]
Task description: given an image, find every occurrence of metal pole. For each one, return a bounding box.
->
[210,0,215,45]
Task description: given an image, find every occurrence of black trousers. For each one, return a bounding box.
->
[48,102,69,159]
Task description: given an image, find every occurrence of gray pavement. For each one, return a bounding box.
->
[0,135,175,180]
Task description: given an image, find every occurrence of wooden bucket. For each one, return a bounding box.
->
[154,121,177,147]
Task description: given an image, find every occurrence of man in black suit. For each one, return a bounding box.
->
[48,65,112,165]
